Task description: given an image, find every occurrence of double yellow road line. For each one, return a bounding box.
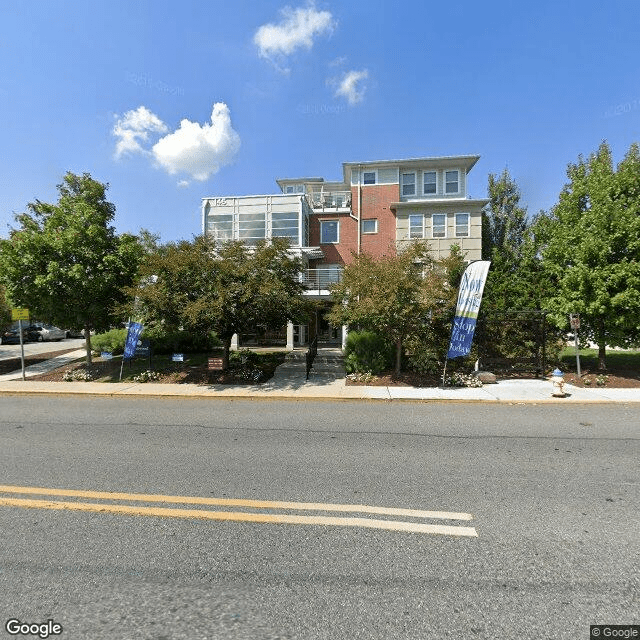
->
[0,484,477,537]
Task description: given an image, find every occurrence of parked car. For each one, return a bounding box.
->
[24,324,66,342]
[65,328,86,338]
[0,328,27,344]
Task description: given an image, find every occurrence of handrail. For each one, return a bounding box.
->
[306,335,318,380]
[302,268,343,291]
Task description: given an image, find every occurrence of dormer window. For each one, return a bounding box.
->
[423,171,437,195]
[445,171,459,194]
[401,172,416,196]
[284,184,305,194]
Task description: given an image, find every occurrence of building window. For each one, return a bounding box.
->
[445,170,459,194]
[362,219,377,234]
[409,214,423,239]
[238,212,266,245]
[320,220,339,243]
[423,171,437,195]
[432,213,446,238]
[284,184,304,194]
[207,214,233,241]
[363,171,376,185]
[401,172,416,196]
[455,213,469,237]
[271,211,299,244]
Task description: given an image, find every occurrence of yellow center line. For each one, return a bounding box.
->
[0,484,473,521]
[0,496,478,537]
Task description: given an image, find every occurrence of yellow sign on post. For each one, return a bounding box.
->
[11,308,29,321]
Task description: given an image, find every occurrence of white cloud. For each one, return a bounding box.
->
[254,3,335,72]
[152,103,241,182]
[333,69,369,105]
[113,106,168,157]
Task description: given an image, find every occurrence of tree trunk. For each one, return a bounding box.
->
[84,326,92,365]
[597,317,607,371]
[395,338,402,376]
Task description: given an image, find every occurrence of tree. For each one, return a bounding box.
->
[0,172,144,363]
[539,141,640,369]
[0,285,11,332]
[127,235,309,368]
[476,169,558,364]
[482,168,529,262]
[327,243,465,375]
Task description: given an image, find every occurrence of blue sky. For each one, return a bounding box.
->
[1,1,639,243]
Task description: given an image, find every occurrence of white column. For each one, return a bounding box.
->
[231,333,239,351]
[341,325,348,350]
[300,325,307,345]
[286,321,295,350]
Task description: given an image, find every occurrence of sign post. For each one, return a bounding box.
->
[570,313,581,377]
[11,308,29,381]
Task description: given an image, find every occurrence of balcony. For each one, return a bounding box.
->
[306,191,352,212]
[301,268,343,293]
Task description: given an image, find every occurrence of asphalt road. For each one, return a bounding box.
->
[0,337,85,361]
[0,398,638,639]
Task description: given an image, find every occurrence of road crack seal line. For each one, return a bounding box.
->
[0,485,477,537]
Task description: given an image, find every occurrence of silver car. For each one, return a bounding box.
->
[26,323,67,341]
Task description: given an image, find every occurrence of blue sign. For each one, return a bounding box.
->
[447,261,490,359]
[123,322,144,359]
[172,353,184,362]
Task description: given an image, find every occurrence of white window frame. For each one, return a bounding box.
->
[445,170,460,195]
[362,170,377,185]
[362,219,378,234]
[455,212,470,237]
[408,214,423,239]
[432,213,447,238]
[423,171,437,195]
[401,172,416,197]
[320,219,340,244]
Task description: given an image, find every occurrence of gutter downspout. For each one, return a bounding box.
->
[357,165,362,255]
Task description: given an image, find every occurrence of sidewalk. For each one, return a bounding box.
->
[0,347,638,403]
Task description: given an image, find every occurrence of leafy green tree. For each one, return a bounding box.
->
[127,235,309,368]
[0,285,11,331]
[482,168,529,262]
[475,170,562,367]
[0,172,144,363]
[539,141,640,369]
[327,243,465,375]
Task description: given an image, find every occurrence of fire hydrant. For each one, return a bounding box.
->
[550,368,566,397]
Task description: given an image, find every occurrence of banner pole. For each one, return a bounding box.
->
[441,357,448,388]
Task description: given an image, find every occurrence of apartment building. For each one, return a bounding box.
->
[202,154,488,348]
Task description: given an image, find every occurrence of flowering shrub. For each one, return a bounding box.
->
[63,369,94,382]
[446,372,483,388]
[133,370,161,383]
[346,371,377,384]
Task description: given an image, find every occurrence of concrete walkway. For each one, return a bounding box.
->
[0,347,638,403]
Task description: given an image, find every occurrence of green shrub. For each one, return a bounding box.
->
[344,330,392,374]
[91,328,128,355]
[405,348,441,375]
[143,328,220,354]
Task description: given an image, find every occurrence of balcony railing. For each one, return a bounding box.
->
[301,268,343,292]
[306,191,352,211]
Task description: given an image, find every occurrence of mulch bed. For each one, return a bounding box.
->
[346,367,640,388]
[22,356,282,385]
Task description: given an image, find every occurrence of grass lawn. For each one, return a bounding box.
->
[558,348,640,388]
